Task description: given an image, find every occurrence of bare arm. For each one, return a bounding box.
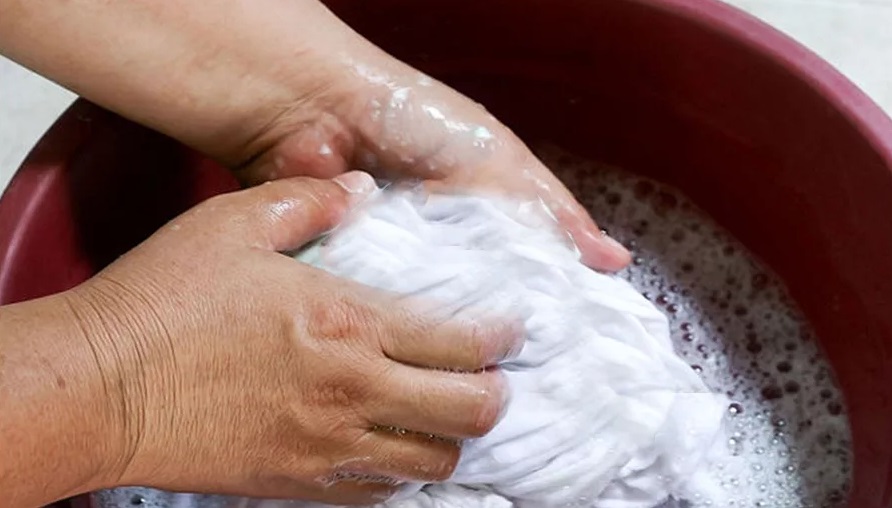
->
[0,174,519,507]
[0,0,629,269]
[0,292,122,506]
[0,0,357,167]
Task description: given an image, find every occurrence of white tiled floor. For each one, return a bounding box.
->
[1,0,891,194]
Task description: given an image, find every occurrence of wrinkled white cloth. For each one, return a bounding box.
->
[286,187,729,508]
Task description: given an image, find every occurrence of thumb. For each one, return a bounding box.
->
[199,171,377,252]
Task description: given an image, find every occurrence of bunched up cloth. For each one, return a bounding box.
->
[271,186,731,508]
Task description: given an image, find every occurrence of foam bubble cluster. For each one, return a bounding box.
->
[541,147,852,507]
[94,149,851,508]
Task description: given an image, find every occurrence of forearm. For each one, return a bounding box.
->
[0,291,121,507]
[0,0,369,166]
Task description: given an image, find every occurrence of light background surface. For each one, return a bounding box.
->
[2,0,891,193]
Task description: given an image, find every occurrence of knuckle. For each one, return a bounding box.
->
[305,298,372,344]
[309,373,371,409]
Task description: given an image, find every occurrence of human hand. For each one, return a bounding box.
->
[0,0,629,272]
[233,19,631,271]
[66,172,521,505]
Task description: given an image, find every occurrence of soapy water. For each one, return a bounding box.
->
[93,149,851,508]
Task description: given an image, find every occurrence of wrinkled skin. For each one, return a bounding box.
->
[0,0,630,506]
[66,174,522,504]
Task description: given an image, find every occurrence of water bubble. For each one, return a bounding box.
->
[761,385,784,400]
[784,381,801,394]
[529,148,851,508]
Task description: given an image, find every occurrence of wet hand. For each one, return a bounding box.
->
[67,173,521,505]
[226,5,630,271]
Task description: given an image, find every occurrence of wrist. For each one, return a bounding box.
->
[0,290,134,505]
[60,280,155,491]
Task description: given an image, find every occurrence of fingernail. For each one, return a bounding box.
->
[334,170,377,195]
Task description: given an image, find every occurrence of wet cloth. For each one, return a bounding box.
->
[285,188,730,508]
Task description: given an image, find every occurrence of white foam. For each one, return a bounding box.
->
[95,149,851,508]
[540,146,851,507]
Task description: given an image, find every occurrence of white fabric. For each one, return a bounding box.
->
[287,187,731,508]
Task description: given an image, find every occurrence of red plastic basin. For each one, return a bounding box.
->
[3,0,892,506]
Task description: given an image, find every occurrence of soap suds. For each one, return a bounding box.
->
[94,149,851,508]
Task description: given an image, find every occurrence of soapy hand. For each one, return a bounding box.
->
[0,0,629,271]
[235,54,631,271]
[64,173,520,505]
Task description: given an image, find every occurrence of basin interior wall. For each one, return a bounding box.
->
[1,0,891,506]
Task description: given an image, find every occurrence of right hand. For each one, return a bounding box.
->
[67,171,522,505]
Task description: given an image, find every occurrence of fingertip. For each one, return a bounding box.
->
[474,368,512,435]
[549,202,629,271]
[575,228,632,271]
[485,318,526,366]
[491,368,513,427]
[333,171,378,207]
